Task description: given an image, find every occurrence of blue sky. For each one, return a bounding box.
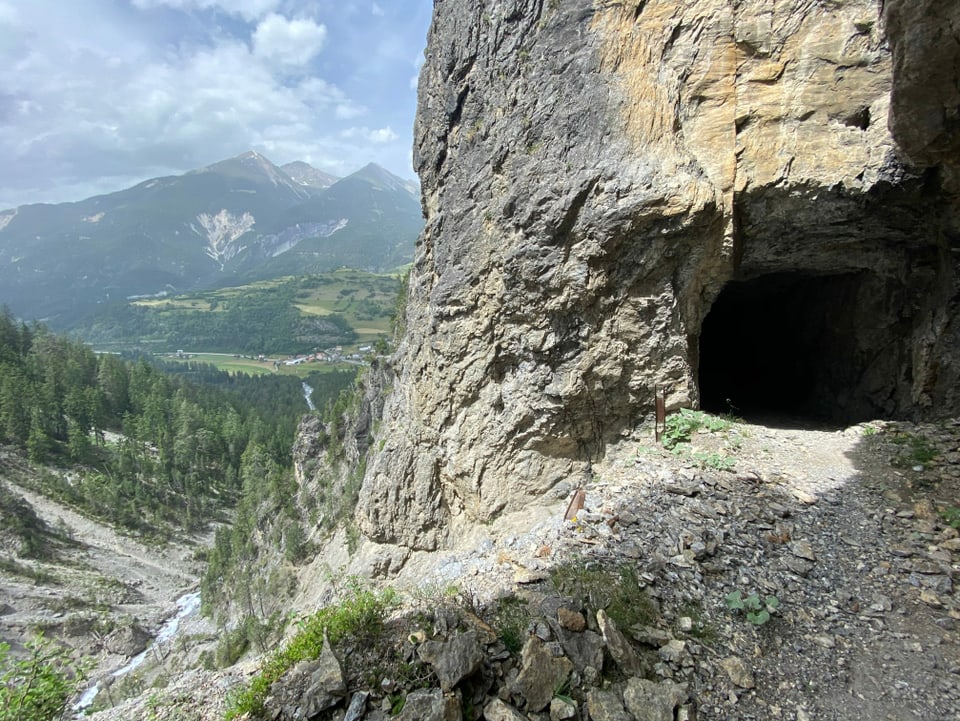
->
[0,0,434,208]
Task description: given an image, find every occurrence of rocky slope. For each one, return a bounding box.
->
[0,450,206,697]
[354,0,960,551]
[83,416,960,721]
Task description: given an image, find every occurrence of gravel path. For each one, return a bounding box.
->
[401,417,960,720]
[579,420,959,720]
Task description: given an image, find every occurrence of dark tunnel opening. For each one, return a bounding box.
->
[698,271,882,424]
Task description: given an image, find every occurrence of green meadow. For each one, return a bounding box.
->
[85,269,406,356]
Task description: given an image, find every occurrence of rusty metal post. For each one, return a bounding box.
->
[654,386,667,443]
[564,488,586,521]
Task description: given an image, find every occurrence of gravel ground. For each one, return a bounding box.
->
[398,417,960,721]
[10,416,959,721]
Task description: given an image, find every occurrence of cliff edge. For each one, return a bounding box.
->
[356,0,960,550]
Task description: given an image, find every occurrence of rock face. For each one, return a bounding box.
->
[355,0,960,549]
[294,359,389,528]
[884,0,960,171]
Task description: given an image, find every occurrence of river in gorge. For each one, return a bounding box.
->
[73,590,202,715]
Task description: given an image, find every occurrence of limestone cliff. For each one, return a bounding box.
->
[354,0,960,550]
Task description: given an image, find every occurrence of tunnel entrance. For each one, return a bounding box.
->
[698,271,887,424]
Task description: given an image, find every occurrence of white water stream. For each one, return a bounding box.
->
[74,590,201,715]
[303,382,315,411]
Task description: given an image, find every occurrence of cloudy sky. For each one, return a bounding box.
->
[0,0,434,209]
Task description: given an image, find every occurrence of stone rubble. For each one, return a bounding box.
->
[348,419,960,721]
[86,419,960,721]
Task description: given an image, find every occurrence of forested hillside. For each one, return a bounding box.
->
[78,271,400,355]
[0,308,352,536]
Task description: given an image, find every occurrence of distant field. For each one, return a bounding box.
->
[163,352,359,378]
[292,269,400,340]
[164,353,274,375]
[118,269,404,354]
[134,297,216,310]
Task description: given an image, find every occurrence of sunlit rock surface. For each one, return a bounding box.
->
[354,0,960,549]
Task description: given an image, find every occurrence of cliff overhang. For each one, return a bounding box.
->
[352,0,960,550]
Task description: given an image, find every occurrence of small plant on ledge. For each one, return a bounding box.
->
[662,408,733,450]
[725,590,780,626]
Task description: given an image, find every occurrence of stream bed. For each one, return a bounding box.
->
[74,590,202,715]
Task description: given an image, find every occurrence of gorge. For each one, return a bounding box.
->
[54,1,960,719]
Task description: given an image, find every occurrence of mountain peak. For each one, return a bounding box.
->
[196,151,307,194]
[281,161,339,190]
[354,162,390,178]
[347,163,419,195]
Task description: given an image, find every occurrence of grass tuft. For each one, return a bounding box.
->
[549,563,657,630]
[224,581,396,720]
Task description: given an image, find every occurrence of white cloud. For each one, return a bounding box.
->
[0,2,19,25]
[0,18,360,206]
[253,13,327,65]
[371,2,384,16]
[335,102,366,120]
[0,0,431,207]
[370,126,398,143]
[297,77,351,107]
[341,125,398,144]
[132,0,280,21]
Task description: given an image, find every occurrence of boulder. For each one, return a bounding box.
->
[514,636,573,712]
[417,630,484,692]
[396,689,462,721]
[266,633,346,720]
[586,687,632,721]
[103,623,151,657]
[597,610,646,677]
[622,678,689,721]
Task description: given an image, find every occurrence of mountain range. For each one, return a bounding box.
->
[0,152,422,326]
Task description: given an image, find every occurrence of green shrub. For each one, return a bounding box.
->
[942,507,960,530]
[691,451,736,471]
[891,431,938,467]
[662,409,731,450]
[550,563,657,630]
[725,590,780,625]
[0,635,82,721]
[487,595,533,655]
[224,581,396,720]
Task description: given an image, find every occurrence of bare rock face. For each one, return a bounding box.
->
[355,0,960,549]
[883,0,960,170]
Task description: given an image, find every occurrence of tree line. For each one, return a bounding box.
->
[80,282,356,354]
[0,308,351,535]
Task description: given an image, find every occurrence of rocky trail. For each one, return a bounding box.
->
[338,416,958,721]
[82,416,960,721]
[531,418,960,721]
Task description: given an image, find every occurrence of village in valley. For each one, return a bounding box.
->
[271,345,375,368]
[170,343,380,374]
